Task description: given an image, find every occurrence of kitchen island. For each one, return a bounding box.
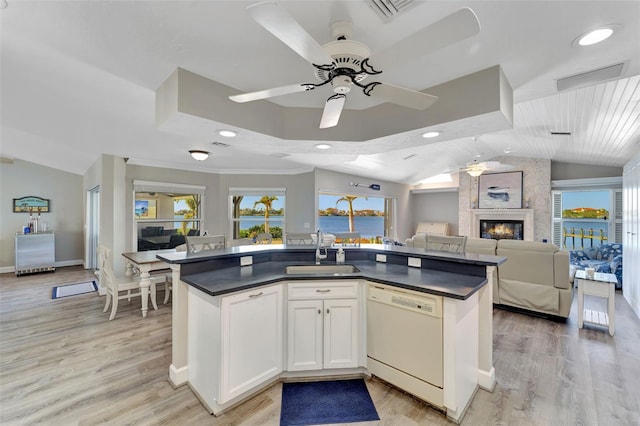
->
[157,244,505,423]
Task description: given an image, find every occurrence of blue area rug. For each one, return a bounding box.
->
[52,281,98,299]
[280,379,379,426]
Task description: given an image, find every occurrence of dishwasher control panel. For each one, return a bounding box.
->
[368,284,441,318]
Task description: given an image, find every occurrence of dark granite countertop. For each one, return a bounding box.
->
[180,260,488,300]
[156,244,505,300]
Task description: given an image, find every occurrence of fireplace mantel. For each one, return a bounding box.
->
[470,209,535,241]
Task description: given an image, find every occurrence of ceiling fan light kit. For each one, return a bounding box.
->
[229,2,480,128]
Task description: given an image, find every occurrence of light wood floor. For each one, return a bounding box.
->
[1,266,639,425]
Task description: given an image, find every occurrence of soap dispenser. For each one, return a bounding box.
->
[336,247,345,264]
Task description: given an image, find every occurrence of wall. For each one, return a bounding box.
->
[314,169,412,241]
[0,158,84,271]
[410,190,460,236]
[551,161,623,180]
[459,156,552,241]
[623,151,640,319]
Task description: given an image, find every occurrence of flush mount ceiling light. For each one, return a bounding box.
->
[217,129,237,138]
[422,131,441,138]
[189,150,210,161]
[574,25,619,46]
[314,143,332,150]
[467,168,483,177]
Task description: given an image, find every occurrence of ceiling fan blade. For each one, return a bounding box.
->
[229,83,314,103]
[368,82,438,109]
[248,2,334,67]
[319,94,346,129]
[368,8,480,71]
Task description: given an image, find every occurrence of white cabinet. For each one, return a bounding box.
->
[287,281,359,371]
[220,284,284,403]
[187,283,283,414]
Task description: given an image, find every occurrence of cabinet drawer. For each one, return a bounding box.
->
[287,281,359,300]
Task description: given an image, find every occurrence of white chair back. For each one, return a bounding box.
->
[229,238,254,247]
[255,232,273,244]
[185,235,226,253]
[285,233,314,244]
[425,235,467,254]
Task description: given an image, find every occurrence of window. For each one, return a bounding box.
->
[230,188,285,243]
[551,188,622,249]
[318,192,394,243]
[133,181,205,251]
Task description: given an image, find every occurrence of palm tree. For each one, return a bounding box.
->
[336,195,366,232]
[180,195,201,235]
[253,196,278,233]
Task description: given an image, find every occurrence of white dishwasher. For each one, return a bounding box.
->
[367,283,444,408]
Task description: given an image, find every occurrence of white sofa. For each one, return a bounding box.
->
[465,238,573,318]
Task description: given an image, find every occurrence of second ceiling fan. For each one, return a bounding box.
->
[229,2,481,128]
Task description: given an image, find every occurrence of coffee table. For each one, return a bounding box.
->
[575,270,617,336]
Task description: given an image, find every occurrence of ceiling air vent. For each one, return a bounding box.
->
[550,132,572,136]
[210,141,230,148]
[556,62,625,92]
[367,0,415,20]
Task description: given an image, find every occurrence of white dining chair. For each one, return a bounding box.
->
[255,232,273,244]
[285,232,314,244]
[185,235,226,253]
[98,245,166,320]
[425,235,467,254]
[161,243,187,305]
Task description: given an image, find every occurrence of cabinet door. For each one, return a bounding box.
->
[287,300,323,371]
[323,299,359,369]
[220,285,283,404]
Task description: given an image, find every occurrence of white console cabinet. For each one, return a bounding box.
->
[287,281,359,371]
[15,232,55,275]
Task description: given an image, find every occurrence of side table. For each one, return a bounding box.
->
[576,270,617,336]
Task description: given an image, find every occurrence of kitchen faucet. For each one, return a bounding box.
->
[315,229,327,264]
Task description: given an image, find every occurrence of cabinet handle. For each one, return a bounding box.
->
[316,289,331,293]
[326,308,330,314]
[248,292,263,298]
[318,309,321,314]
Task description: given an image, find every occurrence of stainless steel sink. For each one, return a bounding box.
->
[284,264,360,275]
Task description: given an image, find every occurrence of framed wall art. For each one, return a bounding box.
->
[135,199,157,219]
[478,171,523,209]
[13,196,50,213]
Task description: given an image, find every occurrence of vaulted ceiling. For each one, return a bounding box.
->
[1,1,639,184]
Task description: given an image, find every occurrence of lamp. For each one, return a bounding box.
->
[467,169,483,177]
[189,150,210,161]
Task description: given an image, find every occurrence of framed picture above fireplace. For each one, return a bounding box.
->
[478,171,523,209]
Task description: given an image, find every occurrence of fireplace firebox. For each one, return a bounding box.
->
[480,220,524,240]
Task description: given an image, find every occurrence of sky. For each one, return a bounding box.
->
[562,190,610,210]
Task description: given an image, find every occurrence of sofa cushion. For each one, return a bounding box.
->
[465,238,497,255]
[569,250,591,262]
[598,243,622,261]
[500,280,559,313]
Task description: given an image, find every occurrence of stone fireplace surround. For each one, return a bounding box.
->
[470,209,534,241]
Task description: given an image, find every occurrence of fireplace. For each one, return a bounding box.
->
[480,220,524,240]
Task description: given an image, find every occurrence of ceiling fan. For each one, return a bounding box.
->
[446,137,515,177]
[229,2,481,128]
[457,160,514,177]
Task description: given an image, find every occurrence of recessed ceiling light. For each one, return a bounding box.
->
[314,143,332,150]
[218,129,237,138]
[422,131,441,138]
[575,25,618,46]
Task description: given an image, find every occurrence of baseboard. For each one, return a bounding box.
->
[1,259,85,275]
[624,291,640,320]
[169,364,189,387]
[478,367,495,391]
